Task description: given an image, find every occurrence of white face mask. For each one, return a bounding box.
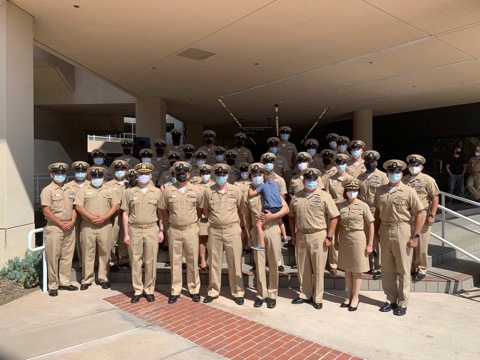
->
[388,172,402,184]
[346,191,358,199]
[138,174,150,184]
[305,180,317,191]
[338,144,347,153]
[475,152,480,157]
[409,166,421,175]
[297,162,309,171]
[141,158,152,163]
[91,178,104,188]
[240,172,249,180]
[201,174,211,182]
[196,160,206,166]
[265,163,274,172]
[215,155,224,162]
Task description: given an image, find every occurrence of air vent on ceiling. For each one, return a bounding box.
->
[176,48,215,61]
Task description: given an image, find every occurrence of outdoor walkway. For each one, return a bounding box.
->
[0,283,478,359]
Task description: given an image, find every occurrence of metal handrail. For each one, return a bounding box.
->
[27,228,48,293]
[431,233,480,262]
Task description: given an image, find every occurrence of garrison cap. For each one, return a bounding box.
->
[212,164,231,174]
[170,128,183,136]
[194,150,207,158]
[343,179,361,190]
[91,148,106,157]
[215,146,226,154]
[267,137,280,146]
[139,148,154,157]
[234,132,247,140]
[134,162,154,173]
[89,166,106,177]
[225,150,238,158]
[199,164,212,172]
[182,144,196,153]
[300,168,321,179]
[337,136,350,144]
[279,126,292,133]
[406,154,426,165]
[238,162,250,172]
[260,152,277,162]
[203,130,216,137]
[172,161,192,172]
[48,162,68,172]
[326,133,340,141]
[154,139,167,147]
[349,140,365,149]
[297,151,312,162]
[334,153,351,163]
[248,162,266,174]
[305,138,319,148]
[319,149,337,158]
[383,159,407,171]
[167,150,181,159]
[121,140,133,147]
[363,150,380,161]
[72,161,89,171]
[112,159,128,169]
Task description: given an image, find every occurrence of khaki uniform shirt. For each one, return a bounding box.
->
[106,179,127,207]
[121,185,162,225]
[373,182,425,224]
[402,173,439,210]
[197,145,217,165]
[201,183,245,225]
[311,155,323,170]
[74,184,118,222]
[65,180,90,197]
[347,160,367,178]
[324,172,356,203]
[227,166,241,184]
[468,156,480,174]
[265,172,287,196]
[277,141,298,168]
[288,188,339,233]
[320,165,337,178]
[230,146,254,168]
[358,169,389,213]
[289,174,304,195]
[159,183,203,226]
[273,154,290,178]
[152,156,170,176]
[157,169,174,187]
[40,182,75,230]
[166,144,185,159]
[234,179,251,195]
[337,198,374,231]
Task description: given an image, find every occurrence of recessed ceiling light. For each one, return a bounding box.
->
[369,61,373,64]
[254,62,259,66]
[152,67,157,70]
[73,4,80,8]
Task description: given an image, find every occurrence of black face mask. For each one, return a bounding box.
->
[235,140,244,147]
[226,159,236,166]
[156,148,164,156]
[322,158,332,166]
[172,136,181,144]
[176,173,187,183]
[365,162,377,171]
[455,150,462,155]
[184,153,193,159]
[205,138,213,145]
[129,179,138,187]
[123,148,131,155]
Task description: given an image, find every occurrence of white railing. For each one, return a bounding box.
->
[436,191,480,262]
[27,228,48,293]
[88,133,135,142]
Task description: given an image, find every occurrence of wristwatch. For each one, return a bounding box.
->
[413,233,420,238]
[326,236,333,241]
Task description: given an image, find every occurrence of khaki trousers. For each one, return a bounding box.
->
[466,175,480,200]
[207,224,245,298]
[168,224,200,295]
[380,222,413,308]
[81,222,113,284]
[412,210,431,275]
[296,229,328,304]
[74,218,83,263]
[110,211,130,266]
[45,227,75,290]
[252,225,281,300]
[128,224,159,295]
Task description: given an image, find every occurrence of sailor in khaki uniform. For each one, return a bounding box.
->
[326,133,340,151]
[402,154,439,281]
[319,149,337,178]
[335,179,374,311]
[231,132,254,168]
[197,130,217,165]
[139,148,160,185]
[234,162,252,194]
[225,150,241,184]
[289,152,313,196]
[158,151,181,187]
[190,150,208,184]
[278,126,298,181]
[107,159,129,271]
[166,129,184,155]
[466,146,480,201]
[196,164,215,270]
[90,148,111,180]
[112,139,141,169]
[122,163,164,304]
[337,136,350,155]
[65,161,90,266]
[75,167,119,290]
[304,138,323,170]
[152,139,170,177]
[358,150,388,279]
[40,163,78,296]
[160,161,203,303]
[246,163,289,309]
[182,144,196,165]
[289,168,339,309]
[374,160,424,316]
[202,164,246,305]
[266,137,290,179]
[214,146,227,164]
[347,140,367,178]
[260,152,288,197]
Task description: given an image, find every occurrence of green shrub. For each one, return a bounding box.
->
[0,250,42,289]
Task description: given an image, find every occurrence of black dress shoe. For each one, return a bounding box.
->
[291,264,297,269]
[328,268,337,275]
[168,295,180,304]
[278,265,285,272]
[80,284,91,291]
[119,263,130,269]
[312,302,323,310]
[340,301,350,308]
[291,297,306,304]
[412,273,425,282]
[164,261,171,267]
[109,265,120,272]
[59,285,78,291]
[191,294,201,302]
[203,295,218,303]
[182,263,187,270]
[250,265,256,271]
[145,294,155,303]
[379,302,397,312]
[266,298,276,309]
[393,307,407,316]
[373,272,382,280]
[100,282,110,289]
[131,295,141,304]
[234,297,244,305]
[254,298,265,308]
[348,301,359,312]
[48,289,58,297]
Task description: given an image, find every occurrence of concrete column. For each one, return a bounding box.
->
[136,98,166,144]
[185,123,204,148]
[0,1,34,264]
[353,109,373,149]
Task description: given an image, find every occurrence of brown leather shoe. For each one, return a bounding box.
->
[328,268,337,275]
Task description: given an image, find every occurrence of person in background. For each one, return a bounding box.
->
[445,145,466,202]
[466,145,480,202]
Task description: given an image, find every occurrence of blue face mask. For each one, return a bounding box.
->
[91,178,104,187]
[115,170,125,179]
[388,172,402,183]
[351,150,362,159]
[265,163,274,172]
[280,134,289,141]
[329,141,337,149]
[93,158,104,165]
[54,174,66,183]
[338,145,347,153]
[305,180,318,191]
[172,177,177,184]
[215,175,227,186]
[269,147,278,154]
[307,149,316,156]
[337,164,347,173]
[252,176,263,186]
[240,172,249,180]
[75,172,86,181]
